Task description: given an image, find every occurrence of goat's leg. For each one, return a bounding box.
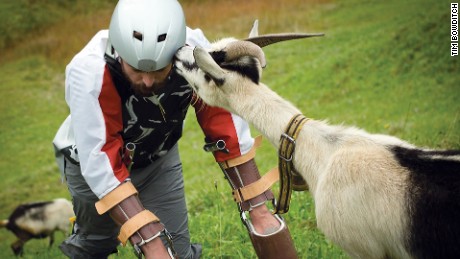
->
[11,239,26,256]
[48,232,55,248]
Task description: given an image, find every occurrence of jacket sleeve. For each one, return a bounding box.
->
[65,30,129,199]
[185,28,255,161]
[192,95,254,162]
[186,27,212,48]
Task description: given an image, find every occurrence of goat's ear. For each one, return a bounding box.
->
[194,47,226,86]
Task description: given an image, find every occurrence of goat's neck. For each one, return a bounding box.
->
[230,83,301,145]
[226,83,333,194]
[223,82,414,196]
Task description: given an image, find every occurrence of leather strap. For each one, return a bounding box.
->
[118,210,160,246]
[232,167,279,203]
[275,114,309,214]
[219,136,263,169]
[96,181,138,214]
[223,157,275,211]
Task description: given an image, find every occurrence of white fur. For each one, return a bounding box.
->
[175,39,421,259]
[15,198,74,236]
[1,198,74,255]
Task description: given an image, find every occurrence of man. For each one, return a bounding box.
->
[53,0,297,258]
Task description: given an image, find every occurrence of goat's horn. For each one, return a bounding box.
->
[193,46,226,84]
[244,32,325,48]
[248,19,259,38]
[224,40,267,68]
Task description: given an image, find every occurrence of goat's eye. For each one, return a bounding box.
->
[204,74,211,83]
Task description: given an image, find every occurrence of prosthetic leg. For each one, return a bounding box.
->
[216,137,298,259]
[95,181,175,258]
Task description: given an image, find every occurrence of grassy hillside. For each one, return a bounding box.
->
[0,0,458,258]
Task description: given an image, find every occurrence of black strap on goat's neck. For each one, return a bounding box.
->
[275,114,309,214]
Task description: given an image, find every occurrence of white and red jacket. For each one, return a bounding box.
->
[53,29,254,199]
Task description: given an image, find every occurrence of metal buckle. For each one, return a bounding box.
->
[240,211,250,231]
[123,142,136,171]
[132,228,176,259]
[279,153,293,162]
[203,139,230,153]
[163,229,176,257]
[279,133,295,162]
[281,132,296,144]
[133,243,143,259]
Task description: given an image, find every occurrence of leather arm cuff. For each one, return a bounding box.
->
[110,194,164,246]
[223,158,275,211]
[95,182,164,246]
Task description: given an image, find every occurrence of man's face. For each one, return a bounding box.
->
[120,60,172,97]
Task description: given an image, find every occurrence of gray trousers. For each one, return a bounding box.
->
[59,144,200,259]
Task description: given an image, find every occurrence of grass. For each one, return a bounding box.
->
[0,0,458,258]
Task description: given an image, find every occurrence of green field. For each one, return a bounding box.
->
[0,0,458,258]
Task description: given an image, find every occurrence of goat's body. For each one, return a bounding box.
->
[174,40,460,258]
[1,198,74,255]
[229,84,415,258]
[231,85,460,258]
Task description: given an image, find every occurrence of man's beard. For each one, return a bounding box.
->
[129,81,167,97]
[121,73,168,97]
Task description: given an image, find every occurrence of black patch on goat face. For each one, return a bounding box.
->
[390,146,460,258]
[179,60,198,72]
[220,56,260,84]
[209,51,226,64]
[204,73,225,87]
[203,74,213,86]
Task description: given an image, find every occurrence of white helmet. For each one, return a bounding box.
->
[108,0,186,72]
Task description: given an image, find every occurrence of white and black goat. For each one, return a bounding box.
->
[0,198,74,256]
[174,38,460,258]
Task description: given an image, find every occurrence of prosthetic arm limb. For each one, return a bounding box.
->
[95,181,175,259]
[216,137,298,259]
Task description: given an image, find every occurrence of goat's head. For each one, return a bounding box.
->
[174,21,324,109]
[174,38,265,109]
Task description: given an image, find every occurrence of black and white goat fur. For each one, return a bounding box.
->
[174,38,460,259]
[0,198,74,256]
